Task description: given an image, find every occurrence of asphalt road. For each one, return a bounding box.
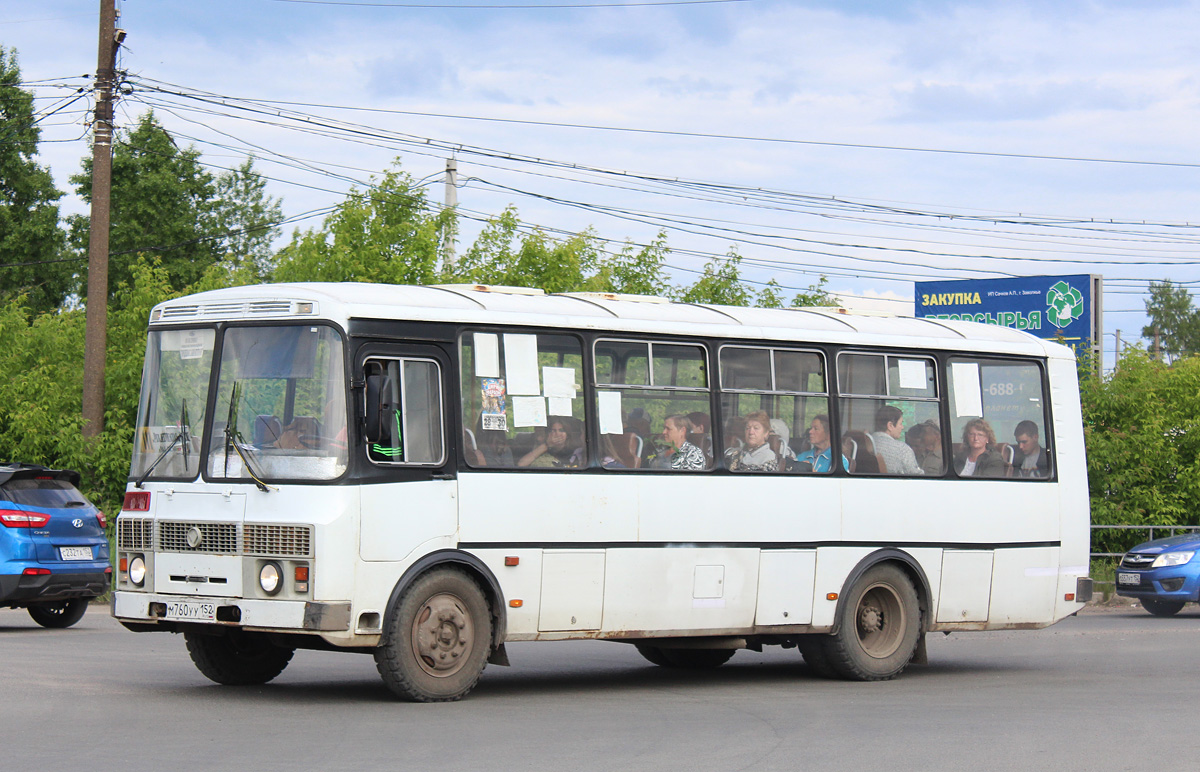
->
[3,602,1195,772]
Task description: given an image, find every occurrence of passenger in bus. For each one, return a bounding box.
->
[953,418,1006,478]
[797,414,835,473]
[723,415,747,453]
[687,411,715,459]
[909,420,944,476]
[517,417,584,468]
[870,406,924,475]
[724,411,779,472]
[1012,420,1050,478]
[661,414,706,470]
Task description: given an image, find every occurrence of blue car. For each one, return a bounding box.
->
[0,463,111,627]
[1115,532,1200,616]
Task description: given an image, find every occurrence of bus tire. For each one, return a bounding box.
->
[1141,598,1186,617]
[27,599,89,629]
[822,563,921,681]
[634,643,673,667]
[636,644,734,669]
[184,630,295,685]
[374,567,492,702]
[795,635,837,679]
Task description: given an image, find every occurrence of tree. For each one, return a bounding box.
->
[1143,280,1200,362]
[273,164,446,284]
[1082,349,1200,555]
[213,158,283,280]
[678,250,753,306]
[70,111,220,298]
[0,48,69,313]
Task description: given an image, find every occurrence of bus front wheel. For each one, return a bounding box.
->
[822,563,921,681]
[375,568,493,702]
[184,630,295,685]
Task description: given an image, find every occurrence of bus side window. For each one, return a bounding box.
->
[947,358,1050,480]
[364,358,445,466]
[460,332,588,469]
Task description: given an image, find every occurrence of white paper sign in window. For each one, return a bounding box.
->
[952,362,983,418]
[897,359,927,390]
[542,366,576,398]
[474,332,500,378]
[598,391,624,435]
[503,334,541,395]
[512,396,548,427]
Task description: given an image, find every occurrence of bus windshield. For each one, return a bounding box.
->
[206,324,348,482]
[131,328,215,481]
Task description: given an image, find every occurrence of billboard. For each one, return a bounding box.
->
[914,274,1102,358]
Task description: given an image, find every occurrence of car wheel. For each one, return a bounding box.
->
[821,563,921,681]
[184,630,295,685]
[374,568,493,702]
[27,599,89,629]
[1141,598,1186,617]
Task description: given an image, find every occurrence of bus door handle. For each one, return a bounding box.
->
[431,472,456,481]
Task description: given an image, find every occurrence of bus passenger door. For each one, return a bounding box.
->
[356,346,458,563]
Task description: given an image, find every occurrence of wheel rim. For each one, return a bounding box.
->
[410,592,475,678]
[854,582,906,659]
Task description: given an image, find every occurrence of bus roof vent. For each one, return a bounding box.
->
[158,305,199,321]
[248,300,294,315]
[432,284,545,296]
[560,291,670,304]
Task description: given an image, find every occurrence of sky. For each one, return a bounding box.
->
[7,0,1200,370]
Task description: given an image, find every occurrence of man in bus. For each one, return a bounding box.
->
[1013,420,1050,478]
[870,405,924,475]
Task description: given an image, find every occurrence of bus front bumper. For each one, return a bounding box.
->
[112,591,351,632]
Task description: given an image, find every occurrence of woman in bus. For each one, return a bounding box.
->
[953,418,1006,478]
[518,417,584,468]
[662,414,706,470]
[724,411,778,472]
[797,414,835,473]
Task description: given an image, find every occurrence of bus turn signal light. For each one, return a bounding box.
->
[1064,593,1075,602]
[509,599,523,608]
[826,593,839,601]
[505,556,519,566]
[294,566,309,581]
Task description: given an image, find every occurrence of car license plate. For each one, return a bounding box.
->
[165,601,216,621]
[59,546,92,561]
[1117,572,1141,585]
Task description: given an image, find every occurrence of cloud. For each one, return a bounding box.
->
[894,80,1151,122]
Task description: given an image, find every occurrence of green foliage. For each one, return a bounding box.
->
[1082,350,1200,554]
[1143,280,1200,362]
[274,164,447,285]
[0,48,69,313]
[678,250,753,306]
[789,275,838,308]
[70,112,221,298]
[213,157,283,280]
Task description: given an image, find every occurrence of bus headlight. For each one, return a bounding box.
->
[128,555,146,587]
[259,561,283,595]
[1151,551,1195,568]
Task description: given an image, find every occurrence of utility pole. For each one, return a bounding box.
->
[1114,329,1121,370]
[442,157,458,270]
[81,0,122,438]
[1153,327,1161,362]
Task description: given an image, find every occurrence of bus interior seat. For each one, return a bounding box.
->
[843,430,881,474]
[253,415,282,446]
[998,442,1015,477]
[463,428,486,466]
[841,435,858,473]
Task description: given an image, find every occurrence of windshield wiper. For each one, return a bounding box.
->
[135,399,190,489]
[223,381,273,493]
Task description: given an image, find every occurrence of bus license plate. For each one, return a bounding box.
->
[165,601,216,621]
[1117,572,1141,585]
[59,546,92,561]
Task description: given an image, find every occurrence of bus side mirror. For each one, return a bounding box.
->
[364,374,389,443]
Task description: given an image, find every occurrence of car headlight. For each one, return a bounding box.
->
[1151,551,1195,568]
[259,561,283,595]
[128,555,146,587]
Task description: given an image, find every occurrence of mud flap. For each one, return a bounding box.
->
[911,633,928,665]
[488,642,511,667]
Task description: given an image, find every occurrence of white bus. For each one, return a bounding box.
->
[113,282,1092,701]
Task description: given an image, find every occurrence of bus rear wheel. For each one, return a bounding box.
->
[822,563,921,681]
[375,568,493,702]
[184,630,295,685]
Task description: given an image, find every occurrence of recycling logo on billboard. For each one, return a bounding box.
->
[1046,280,1084,327]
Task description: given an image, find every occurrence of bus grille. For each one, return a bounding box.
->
[158,521,239,554]
[244,524,312,557]
[117,517,154,551]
